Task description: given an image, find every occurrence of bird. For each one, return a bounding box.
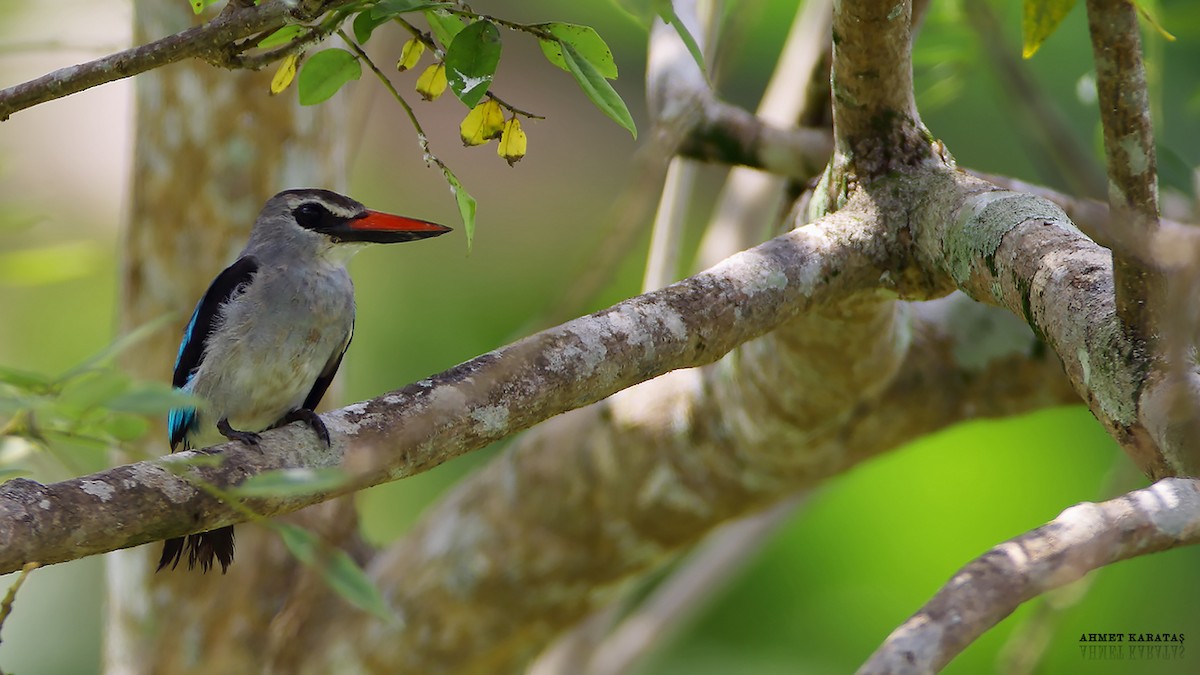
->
[158,188,451,573]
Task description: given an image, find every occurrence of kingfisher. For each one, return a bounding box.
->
[158,188,451,573]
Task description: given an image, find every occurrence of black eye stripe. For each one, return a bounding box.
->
[293,202,342,231]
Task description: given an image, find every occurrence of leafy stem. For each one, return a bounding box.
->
[339,30,476,246]
[337,30,439,169]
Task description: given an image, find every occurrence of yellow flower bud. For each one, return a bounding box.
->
[460,99,505,146]
[396,38,425,72]
[415,63,447,101]
[497,117,527,166]
[270,53,299,95]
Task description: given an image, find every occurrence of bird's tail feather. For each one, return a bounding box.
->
[157,526,235,573]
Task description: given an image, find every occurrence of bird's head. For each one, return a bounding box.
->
[248,188,451,262]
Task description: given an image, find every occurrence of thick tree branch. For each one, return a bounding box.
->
[0,207,880,574]
[968,170,1198,255]
[831,0,931,177]
[910,169,1195,476]
[859,477,1200,674]
[0,0,349,121]
[307,291,1076,673]
[2,0,1187,670]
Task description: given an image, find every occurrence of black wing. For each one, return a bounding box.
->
[301,321,353,412]
[168,256,259,449]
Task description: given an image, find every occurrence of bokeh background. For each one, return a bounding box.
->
[1,0,1198,673]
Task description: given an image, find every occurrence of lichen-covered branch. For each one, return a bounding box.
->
[0,207,877,575]
[1084,0,1163,339]
[831,0,931,176]
[910,169,1189,476]
[303,289,1077,674]
[971,171,1198,260]
[859,477,1200,674]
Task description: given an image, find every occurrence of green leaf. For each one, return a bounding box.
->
[276,522,319,564]
[188,0,223,15]
[535,23,618,79]
[1158,142,1195,198]
[106,382,202,415]
[99,413,150,442]
[353,12,389,44]
[0,366,53,391]
[0,394,29,415]
[232,468,348,498]
[559,41,637,138]
[58,371,131,413]
[352,12,386,44]
[0,468,31,482]
[1133,0,1176,41]
[606,0,656,26]
[658,2,707,77]
[442,167,476,250]
[0,240,103,287]
[371,0,451,20]
[275,523,392,620]
[62,314,174,380]
[424,8,466,47]
[444,21,502,108]
[40,429,110,453]
[1022,0,1077,58]
[259,25,306,49]
[298,49,363,105]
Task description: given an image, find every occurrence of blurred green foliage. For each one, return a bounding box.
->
[0,0,1198,673]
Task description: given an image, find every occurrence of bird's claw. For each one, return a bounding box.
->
[275,408,331,446]
[217,417,262,447]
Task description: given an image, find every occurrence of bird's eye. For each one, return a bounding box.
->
[293,202,329,230]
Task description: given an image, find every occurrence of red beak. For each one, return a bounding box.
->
[337,210,453,243]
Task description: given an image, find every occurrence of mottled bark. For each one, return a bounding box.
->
[1085,0,1163,338]
[0,0,1193,672]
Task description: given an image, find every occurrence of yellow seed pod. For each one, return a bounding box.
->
[396,38,425,72]
[270,53,299,95]
[415,63,448,101]
[497,117,527,166]
[460,99,505,146]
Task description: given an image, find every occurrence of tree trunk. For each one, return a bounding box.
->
[108,2,351,672]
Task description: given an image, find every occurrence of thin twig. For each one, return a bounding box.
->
[0,562,39,650]
[485,92,544,120]
[963,0,1107,200]
[338,30,439,169]
[860,478,1200,674]
[0,0,355,122]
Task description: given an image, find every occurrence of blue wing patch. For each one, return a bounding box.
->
[167,404,198,451]
[168,256,259,451]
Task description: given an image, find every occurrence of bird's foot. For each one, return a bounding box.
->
[217,417,262,447]
[275,408,331,446]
